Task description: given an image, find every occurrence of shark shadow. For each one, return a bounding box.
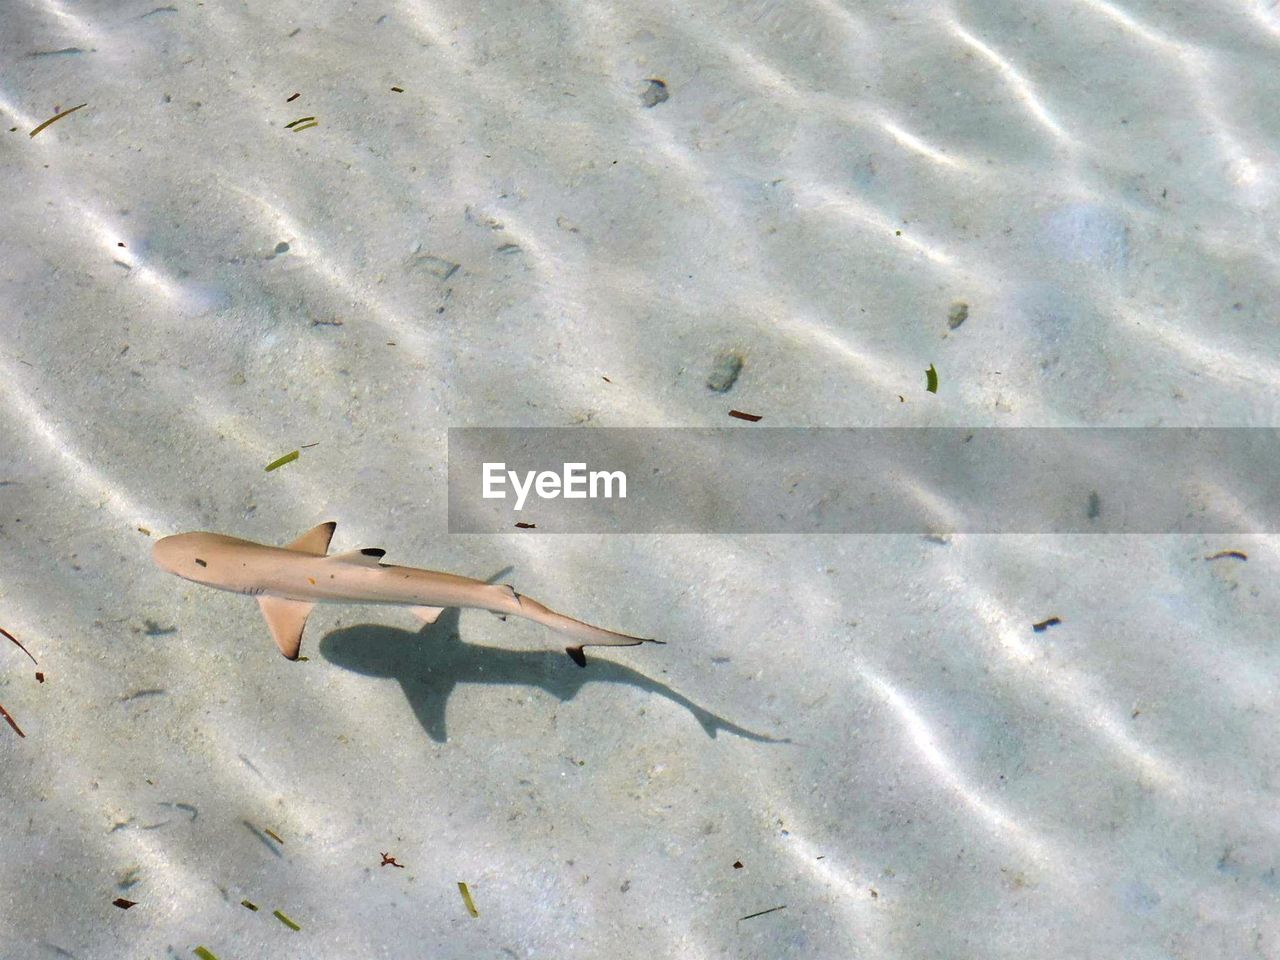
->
[317,607,787,744]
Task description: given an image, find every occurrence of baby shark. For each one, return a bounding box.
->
[152,522,659,665]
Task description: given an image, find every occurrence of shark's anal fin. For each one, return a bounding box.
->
[411,605,446,624]
[286,522,337,556]
[257,596,316,660]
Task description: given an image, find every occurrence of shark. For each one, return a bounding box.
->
[151,522,660,665]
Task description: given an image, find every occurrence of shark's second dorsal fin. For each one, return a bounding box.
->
[287,521,337,556]
[258,596,316,660]
[329,548,387,567]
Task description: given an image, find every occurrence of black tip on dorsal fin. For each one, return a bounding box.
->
[567,646,587,667]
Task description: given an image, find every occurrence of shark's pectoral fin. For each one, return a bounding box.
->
[257,596,316,660]
[411,605,447,624]
[286,522,337,556]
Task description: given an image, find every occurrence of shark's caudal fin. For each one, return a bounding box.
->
[286,521,337,556]
[258,596,316,659]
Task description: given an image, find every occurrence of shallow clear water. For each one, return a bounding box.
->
[3,1,1280,957]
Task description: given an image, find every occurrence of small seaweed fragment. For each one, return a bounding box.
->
[380,852,405,868]
[241,899,258,911]
[193,948,220,960]
[1205,550,1247,562]
[264,451,299,472]
[925,364,938,393]
[264,828,284,844]
[284,116,315,129]
[1,627,36,664]
[35,672,44,683]
[1032,617,1062,632]
[272,909,301,931]
[728,410,762,422]
[30,102,87,137]
[300,441,321,449]
[602,376,612,383]
[120,689,165,704]
[457,882,479,918]
[514,522,536,529]
[0,702,25,738]
[286,92,300,102]
[739,905,786,921]
[390,86,404,93]
[733,860,744,869]
[291,120,319,132]
[112,898,137,910]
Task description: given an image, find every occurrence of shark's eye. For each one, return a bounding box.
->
[195,558,207,567]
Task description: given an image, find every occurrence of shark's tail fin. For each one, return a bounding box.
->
[508,591,663,666]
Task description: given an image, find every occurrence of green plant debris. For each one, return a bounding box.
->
[241,899,259,911]
[457,882,479,918]
[1032,617,1062,632]
[30,103,87,137]
[925,364,938,393]
[291,120,319,132]
[193,949,219,960]
[273,909,301,931]
[284,116,315,129]
[264,451,299,472]
[264,828,284,844]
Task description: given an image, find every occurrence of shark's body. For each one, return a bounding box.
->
[152,522,658,664]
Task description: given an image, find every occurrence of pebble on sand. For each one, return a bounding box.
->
[706,351,744,393]
[641,79,669,108]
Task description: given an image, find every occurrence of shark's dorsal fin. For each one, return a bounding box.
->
[286,521,337,556]
[329,547,387,567]
[257,596,315,659]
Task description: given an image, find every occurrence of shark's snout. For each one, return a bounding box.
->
[152,532,211,579]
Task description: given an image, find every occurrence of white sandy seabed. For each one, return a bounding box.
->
[3,1,1280,958]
